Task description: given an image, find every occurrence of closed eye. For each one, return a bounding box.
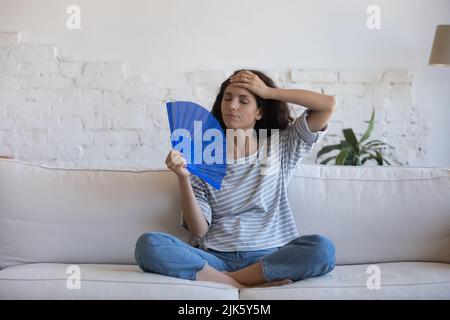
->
[223,98,248,104]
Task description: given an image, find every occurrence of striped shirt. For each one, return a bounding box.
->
[182,109,328,251]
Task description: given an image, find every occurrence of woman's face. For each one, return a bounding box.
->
[221,85,262,130]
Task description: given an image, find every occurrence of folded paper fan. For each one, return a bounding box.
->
[166,101,227,189]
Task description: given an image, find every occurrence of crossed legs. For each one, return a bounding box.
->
[135,232,335,289]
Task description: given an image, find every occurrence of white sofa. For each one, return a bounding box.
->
[0,159,449,300]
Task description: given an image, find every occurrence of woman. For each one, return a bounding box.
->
[135,69,337,288]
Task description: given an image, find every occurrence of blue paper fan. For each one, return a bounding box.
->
[166,101,227,190]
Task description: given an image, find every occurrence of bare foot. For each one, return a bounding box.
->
[251,279,293,288]
[196,265,248,289]
[223,271,293,288]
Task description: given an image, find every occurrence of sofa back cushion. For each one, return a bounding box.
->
[0,160,190,269]
[288,163,450,264]
[0,159,449,269]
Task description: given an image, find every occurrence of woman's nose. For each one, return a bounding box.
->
[230,101,239,110]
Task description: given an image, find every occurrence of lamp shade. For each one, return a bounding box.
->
[429,25,450,66]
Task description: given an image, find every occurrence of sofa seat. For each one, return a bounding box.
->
[240,262,450,300]
[0,263,238,300]
[1,262,448,299]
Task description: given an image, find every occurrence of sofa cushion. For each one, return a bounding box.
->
[2,262,447,300]
[0,159,191,269]
[0,263,238,300]
[289,164,450,264]
[240,262,450,300]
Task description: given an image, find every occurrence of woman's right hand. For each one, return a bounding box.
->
[165,150,189,179]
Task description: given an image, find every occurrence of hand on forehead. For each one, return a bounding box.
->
[232,70,254,77]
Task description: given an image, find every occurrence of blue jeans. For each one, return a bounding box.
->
[134,232,335,282]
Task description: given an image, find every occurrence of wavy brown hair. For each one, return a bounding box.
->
[211,69,294,138]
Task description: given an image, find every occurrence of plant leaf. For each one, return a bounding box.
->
[319,155,337,164]
[361,155,372,164]
[363,150,380,164]
[359,108,375,144]
[364,140,395,149]
[363,141,388,149]
[346,150,355,165]
[335,148,350,165]
[362,139,386,147]
[343,128,359,150]
[316,143,342,159]
[374,149,384,165]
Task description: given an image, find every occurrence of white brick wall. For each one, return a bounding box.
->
[291,70,337,83]
[0,32,428,168]
[0,32,21,45]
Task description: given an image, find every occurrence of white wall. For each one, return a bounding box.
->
[0,0,449,167]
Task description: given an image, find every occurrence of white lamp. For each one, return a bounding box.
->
[429,25,450,66]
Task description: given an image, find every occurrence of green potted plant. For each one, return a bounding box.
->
[316,108,403,166]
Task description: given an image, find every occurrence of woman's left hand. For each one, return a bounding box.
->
[229,70,272,99]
